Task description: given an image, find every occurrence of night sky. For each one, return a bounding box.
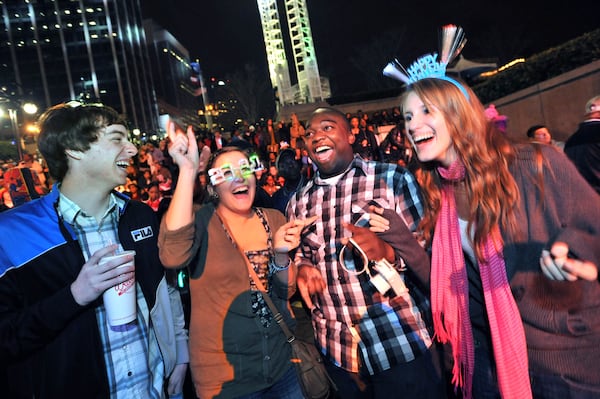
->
[142,0,599,96]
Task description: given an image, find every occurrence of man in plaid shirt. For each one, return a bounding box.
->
[286,107,444,398]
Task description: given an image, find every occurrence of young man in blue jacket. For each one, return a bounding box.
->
[0,102,189,398]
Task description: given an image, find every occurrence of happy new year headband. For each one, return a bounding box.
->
[383,24,469,99]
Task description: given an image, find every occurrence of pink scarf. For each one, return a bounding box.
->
[431,160,531,399]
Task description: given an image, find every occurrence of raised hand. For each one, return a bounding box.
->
[167,120,199,173]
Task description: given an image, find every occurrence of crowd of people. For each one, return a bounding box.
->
[0,29,599,399]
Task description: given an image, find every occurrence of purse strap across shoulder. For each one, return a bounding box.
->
[215,208,296,342]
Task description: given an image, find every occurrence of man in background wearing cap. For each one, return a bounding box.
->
[564,95,600,194]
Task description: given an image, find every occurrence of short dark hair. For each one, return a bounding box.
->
[37,103,125,182]
[276,148,301,180]
[526,124,546,138]
[309,107,351,131]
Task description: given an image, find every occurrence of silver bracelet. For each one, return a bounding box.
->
[269,257,291,273]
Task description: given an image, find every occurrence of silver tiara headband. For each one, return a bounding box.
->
[383,24,469,98]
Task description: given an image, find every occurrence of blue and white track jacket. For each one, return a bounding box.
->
[0,186,189,398]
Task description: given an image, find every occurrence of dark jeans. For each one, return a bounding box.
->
[471,342,500,399]
[446,330,501,399]
[235,366,304,399]
[324,345,445,399]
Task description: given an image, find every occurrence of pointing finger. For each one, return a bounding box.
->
[186,125,198,152]
[167,120,177,143]
[300,215,318,229]
[298,281,314,310]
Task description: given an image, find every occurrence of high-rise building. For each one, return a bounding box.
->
[143,20,205,132]
[0,0,159,135]
[257,0,330,106]
[256,0,294,106]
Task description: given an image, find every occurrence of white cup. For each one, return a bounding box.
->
[100,250,137,326]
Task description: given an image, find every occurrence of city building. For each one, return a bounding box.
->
[0,0,159,142]
[143,20,205,134]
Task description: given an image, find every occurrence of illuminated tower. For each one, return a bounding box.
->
[284,0,325,103]
[256,0,294,105]
[257,0,329,105]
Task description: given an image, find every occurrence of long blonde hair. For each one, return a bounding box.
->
[404,78,519,261]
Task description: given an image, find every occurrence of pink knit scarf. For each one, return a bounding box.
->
[431,159,531,399]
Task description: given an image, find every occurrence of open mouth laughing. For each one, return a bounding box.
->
[412,132,434,145]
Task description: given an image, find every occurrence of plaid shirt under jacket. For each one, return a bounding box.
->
[287,156,433,375]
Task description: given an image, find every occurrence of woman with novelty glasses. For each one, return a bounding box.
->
[158,123,315,399]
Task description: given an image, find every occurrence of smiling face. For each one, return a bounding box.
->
[402,91,457,167]
[147,184,160,201]
[75,124,138,190]
[211,150,256,215]
[533,127,552,144]
[305,108,355,178]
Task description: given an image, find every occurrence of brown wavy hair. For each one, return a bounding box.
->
[37,103,125,182]
[402,78,519,261]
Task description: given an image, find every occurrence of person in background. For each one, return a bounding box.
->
[211,130,227,152]
[276,119,291,147]
[126,181,143,201]
[148,142,165,175]
[0,167,11,210]
[192,172,210,208]
[261,173,280,196]
[137,145,151,173]
[379,122,411,167]
[287,106,444,398]
[197,136,212,174]
[526,124,564,150]
[252,167,275,209]
[138,169,154,191]
[484,104,508,134]
[271,148,304,214]
[400,68,600,398]
[350,116,381,161]
[289,112,306,149]
[18,152,47,189]
[144,181,164,212]
[526,124,553,144]
[126,163,141,187]
[0,103,189,398]
[564,95,600,194]
[228,128,253,151]
[159,123,315,399]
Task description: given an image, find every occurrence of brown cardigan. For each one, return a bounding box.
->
[158,206,296,398]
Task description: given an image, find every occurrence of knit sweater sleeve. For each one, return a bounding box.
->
[158,203,214,272]
[158,219,197,269]
[513,144,600,267]
[376,208,431,291]
[541,146,600,266]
